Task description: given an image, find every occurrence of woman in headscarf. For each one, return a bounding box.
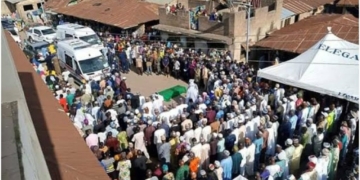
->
[117,152,131,180]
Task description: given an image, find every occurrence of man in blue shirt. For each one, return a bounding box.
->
[288,110,298,138]
[162,54,170,77]
[118,50,129,73]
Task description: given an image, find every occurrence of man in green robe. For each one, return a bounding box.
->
[176,159,189,180]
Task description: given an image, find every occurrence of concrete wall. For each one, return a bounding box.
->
[233,0,282,42]
[197,12,235,37]
[1,29,51,180]
[1,0,15,14]
[159,7,190,29]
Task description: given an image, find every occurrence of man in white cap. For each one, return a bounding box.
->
[214,160,223,180]
[316,148,331,180]
[289,138,304,175]
[284,139,295,165]
[266,122,276,156]
[200,137,210,170]
[274,83,281,109]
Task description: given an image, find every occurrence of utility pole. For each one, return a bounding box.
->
[233,0,252,64]
[245,0,251,64]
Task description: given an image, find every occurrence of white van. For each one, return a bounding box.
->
[56,23,106,55]
[56,39,110,82]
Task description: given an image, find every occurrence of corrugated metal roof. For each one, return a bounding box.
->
[337,0,359,6]
[283,0,313,14]
[283,0,334,14]
[255,14,359,53]
[152,24,233,44]
[281,8,296,19]
[6,29,110,180]
[55,0,159,29]
[44,0,71,10]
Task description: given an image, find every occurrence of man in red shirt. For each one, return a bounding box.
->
[58,94,68,112]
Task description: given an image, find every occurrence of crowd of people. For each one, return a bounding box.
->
[29,30,359,180]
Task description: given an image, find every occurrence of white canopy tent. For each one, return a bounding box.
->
[257,27,359,104]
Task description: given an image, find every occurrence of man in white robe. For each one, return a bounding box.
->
[276,144,289,178]
[186,79,199,103]
[266,122,276,156]
[245,138,255,176]
[238,142,248,176]
[184,126,195,144]
[200,138,210,169]
[316,148,331,180]
[194,123,202,143]
[201,123,212,142]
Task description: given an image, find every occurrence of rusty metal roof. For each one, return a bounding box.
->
[152,24,233,44]
[255,14,359,53]
[45,0,70,10]
[336,0,359,6]
[5,32,109,180]
[283,0,334,14]
[55,0,159,29]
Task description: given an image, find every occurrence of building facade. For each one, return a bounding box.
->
[153,0,283,62]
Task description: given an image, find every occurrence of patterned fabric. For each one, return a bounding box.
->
[117,160,131,180]
[163,172,175,180]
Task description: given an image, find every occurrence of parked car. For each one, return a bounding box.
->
[22,41,49,62]
[26,26,56,43]
[7,29,21,43]
[1,18,15,30]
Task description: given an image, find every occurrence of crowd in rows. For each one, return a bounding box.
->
[29,31,359,180]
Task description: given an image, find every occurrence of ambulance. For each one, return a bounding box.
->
[56,39,110,83]
[56,23,107,56]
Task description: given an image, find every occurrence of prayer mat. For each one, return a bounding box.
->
[158,85,187,102]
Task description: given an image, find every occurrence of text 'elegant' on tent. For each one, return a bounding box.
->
[257,27,359,103]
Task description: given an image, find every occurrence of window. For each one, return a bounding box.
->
[65,34,73,38]
[284,18,291,26]
[246,8,255,19]
[23,5,34,11]
[34,29,41,35]
[65,54,73,67]
[41,28,56,35]
[78,56,107,74]
[268,2,276,12]
[295,15,300,22]
[37,3,42,9]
